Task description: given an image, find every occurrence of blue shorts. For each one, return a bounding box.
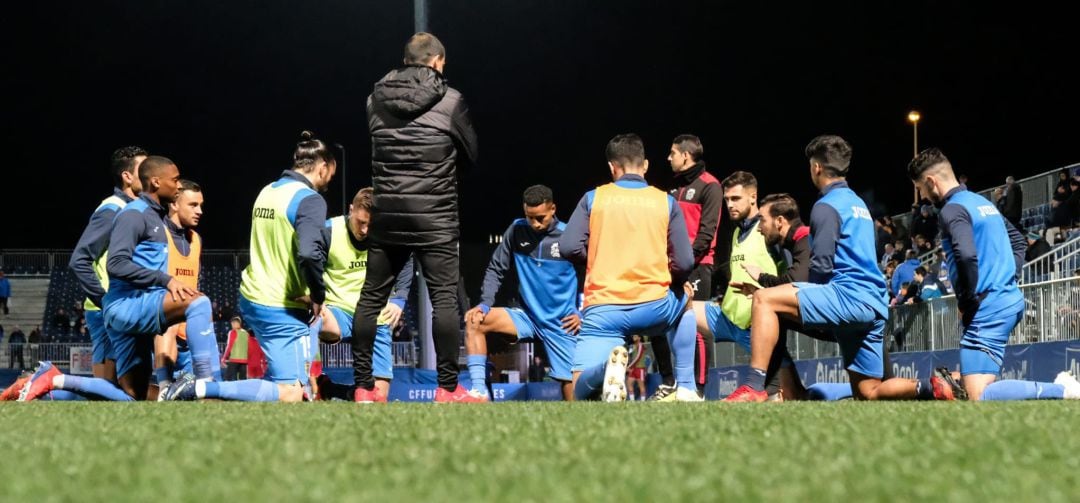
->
[85,310,112,364]
[311,307,394,379]
[960,304,1024,376]
[103,288,167,378]
[794,282,884,378]
[103,288,167,336]
[240,296,310,385]
[505,307,574,381]
[573,290,688,372]
[704,302,750,350]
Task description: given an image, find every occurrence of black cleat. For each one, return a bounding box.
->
[935,367,968,401]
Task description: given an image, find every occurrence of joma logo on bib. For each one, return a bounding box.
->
[253,207,275,219]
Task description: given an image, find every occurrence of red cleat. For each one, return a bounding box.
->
[722,384,768,403]
[17,361,62,402]
[931,375,956,401]
[433,385,489,403]
[1,375,30,401]
[354,386,388,403]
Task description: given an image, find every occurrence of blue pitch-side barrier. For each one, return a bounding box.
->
[5,340,1079,400]
[704,340,1080,400]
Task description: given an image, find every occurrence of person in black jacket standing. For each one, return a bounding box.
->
[650,135,722,398]
[352,32,479,403]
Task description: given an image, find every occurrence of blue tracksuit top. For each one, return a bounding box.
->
[106,194,171,295]
[479,218,580,335]
[937,186,1025,316]
[809,180,890,319]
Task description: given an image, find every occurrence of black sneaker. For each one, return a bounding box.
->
[935,367,968,401]
[162,372,198,401]
[648,384,676,401]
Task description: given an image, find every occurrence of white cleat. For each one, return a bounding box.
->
[601,346,629,402]
[1054,371,1080,399]
[670,386,704,402]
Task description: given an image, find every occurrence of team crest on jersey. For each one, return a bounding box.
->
[686,188,696,200]
[550,242,561,258]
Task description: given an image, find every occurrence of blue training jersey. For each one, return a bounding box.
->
[937,187,1025,315]
[479,219,579,335]
[106,194,172,295]
[808,181,890,319]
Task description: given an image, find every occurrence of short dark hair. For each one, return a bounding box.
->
[523,185,554,206]
[760,193,800,221]
[353,187,374,211]
[294,130,336,172]
[915,266,927,276]
[230,316,242,324]
[907,147,952,180]
[178,179,201,193]
[404,32,446,65]
[111,146,148,187]
[672,134,703,162]
[905,249,918,259]
[138,155,176,187]
[606,134,645,167]
[722,171,757,190]
[804,135,852,177]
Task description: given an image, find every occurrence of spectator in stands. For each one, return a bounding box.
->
[896,282,918,306]
[887,214,909,243]
[880,243,895,271]
[77,325,90,342]
[911,204,938,242]
[51,308,70,336]
[958,174,969,187]
[914,234,934,254]
[1002,175,1024,231]
[8,325,25,369]
[528,355,546,383]
[913,266,946,302]
[891,249,921,299]
[1056,169,1072,197]
[245,328,267,380]
[1026,231,1052,264]
[875,217,893,256]
[0,271,10,315]
[892,238,907,263]
[221,316,249,381]
[1050,184,1072,228]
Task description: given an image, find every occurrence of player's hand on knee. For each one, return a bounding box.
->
[729,281,758,297]
[166,278,198,302]
[464,306,486,325]
[380,302,404,327]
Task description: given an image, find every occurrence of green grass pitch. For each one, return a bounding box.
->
[2,401,1078,501]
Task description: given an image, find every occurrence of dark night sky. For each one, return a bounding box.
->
[4,1,1079,250]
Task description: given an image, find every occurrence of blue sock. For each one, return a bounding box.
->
[204,379,280,402]
[744,367,767,391]
[154,367,171,386]
[669,310,697,390]
[61,375,134,401]
[467,355,488,394]
[184,297,220,380]
[40,390,86,401]
[573,363,607,401]
[981,380,1065,400]
[916,378,935,400]
[805,383,854,401]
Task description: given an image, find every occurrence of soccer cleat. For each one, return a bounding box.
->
[1,373,31,401]
[161,372,198,401]
[722,384,768,402]
[648,384,676,401]
[935,367,968,400]
[601,346,629,402]
[766,392,785,402]
[354,386,389,403]
[433,385,488,403]
[658,386,704,402]
[1053,371,1080,399]
[17,361,61,402]
[930,375,956,401]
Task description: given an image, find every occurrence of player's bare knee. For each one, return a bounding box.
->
[278,383,305,402]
